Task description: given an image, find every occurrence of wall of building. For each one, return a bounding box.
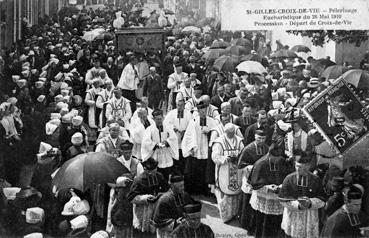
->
[335,40,369,68]
[0,0,60,50]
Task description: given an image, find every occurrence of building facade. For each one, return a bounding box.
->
[0,0,60,50]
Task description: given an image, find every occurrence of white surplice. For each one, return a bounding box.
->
[163,108,193,150]
[129,117,155,160]
[141,124,179,168]
[181,116,217,160]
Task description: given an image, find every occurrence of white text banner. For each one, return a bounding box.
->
[221,0,369,31]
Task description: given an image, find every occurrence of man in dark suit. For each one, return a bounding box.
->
[142,67,164,109]
[210,84,227,113]
[234,105,257,135]
[228,87,250,116]
[103,56,119,85]
[184,56,203,81]
[244,110,273,146]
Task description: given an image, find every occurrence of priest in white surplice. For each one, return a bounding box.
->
[163,94,193,175]
[192,95,219,119]
[141,109,179,180]
[96,79,114,128]
[105,87,132,128]
[185,84,203,114]
[177,76,194,102]
[212,123,244,223]
[215,102,239,124]
[167,63,188,110]
[129,107,154,161]
[181,101,218,195]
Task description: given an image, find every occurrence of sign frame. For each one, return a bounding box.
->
[302,78,369,168]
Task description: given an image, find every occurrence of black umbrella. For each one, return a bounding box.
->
[270,49,298,59]
[291,45,311,53]
[53,152,129,191]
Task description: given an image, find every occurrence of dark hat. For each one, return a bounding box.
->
[184,201,202,214]
[257,110,266,116]
[307,78,321,88]
[197,101,207,109]
[331,176,344,188]
[92,54,99,60]
[268,143,284,157]
[152,108,163,117]
[344,184,364,199]
[193,84,202,91]
[255,130,266,137]
[10,187,42,210]
[169,174,184,183]
[142,157,158,171]
[120,142,133,151]
[295,151,312,164]
[174,62,182,68]
[284,108,301,123]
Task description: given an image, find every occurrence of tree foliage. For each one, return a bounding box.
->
[287,30,369,47]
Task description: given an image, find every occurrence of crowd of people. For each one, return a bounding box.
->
[1,2,369,238]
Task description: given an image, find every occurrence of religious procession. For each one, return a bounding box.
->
[1,0,369,237]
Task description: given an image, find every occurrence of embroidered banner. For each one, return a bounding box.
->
[116,28,165,52]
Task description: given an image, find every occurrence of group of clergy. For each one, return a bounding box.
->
[90,78,369,238]
[74,54,369,238]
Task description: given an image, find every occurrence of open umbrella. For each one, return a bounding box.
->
[95,32,115,41]
[321,65,349,80]
[182,26,201,34]
[222,45,250,57]
[232,38,253,48]
[78,14,91,22]
[82,29,105,41]
[202,48,226,61]
[196,17,215,28]
[342,70,369,89]
[53,152,129,191]
[163,9,175,15]
[236,61,267,75]
[213,55,235,73]
[316,58,336,67]
[291,45,311,53]
[270,49,298,59]
[240,53,262,62]
[210,41,230,49]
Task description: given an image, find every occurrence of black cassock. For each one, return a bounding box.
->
[320,207,369,238]
[171,222,215,238]
[248,154,293,238]
[237,142,268,233]
[127,170,169,201]
[152,191,194,228]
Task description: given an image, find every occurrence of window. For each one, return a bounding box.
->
[0,2,5,23]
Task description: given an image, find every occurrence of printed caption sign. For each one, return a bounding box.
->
[302,79,369,168]
[221,0,369,31]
